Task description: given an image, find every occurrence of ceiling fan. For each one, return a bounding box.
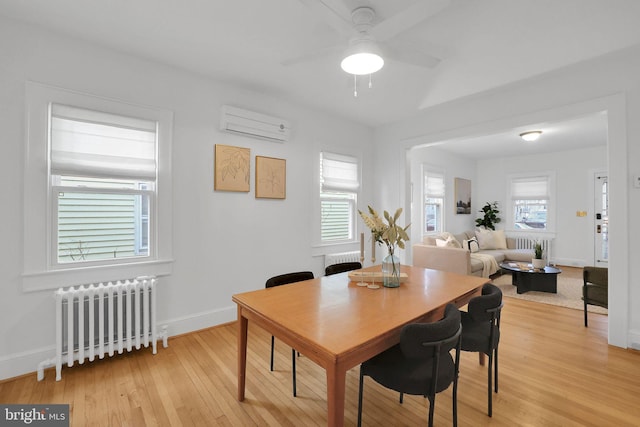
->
[287,0,451,75]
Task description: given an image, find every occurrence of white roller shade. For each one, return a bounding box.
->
[50,104,157,180]
[511,176,549,200]
[425,173,445,197]
[321,152,359,192]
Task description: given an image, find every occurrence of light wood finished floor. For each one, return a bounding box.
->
[2,268,639,426]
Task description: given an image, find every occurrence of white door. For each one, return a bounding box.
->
[594,173,608,267]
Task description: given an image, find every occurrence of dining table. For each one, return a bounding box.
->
[232,264,489,426]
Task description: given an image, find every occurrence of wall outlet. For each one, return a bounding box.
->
[634,175,640,188]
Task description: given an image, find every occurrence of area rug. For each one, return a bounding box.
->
[491,273,608,314]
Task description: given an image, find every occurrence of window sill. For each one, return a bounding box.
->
[22,259,174,293]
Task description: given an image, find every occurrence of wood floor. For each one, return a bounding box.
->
[2,271,640,426]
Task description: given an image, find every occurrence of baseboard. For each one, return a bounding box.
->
[0,305,237,382]
[628,329,640,350]
[551,257,587,268]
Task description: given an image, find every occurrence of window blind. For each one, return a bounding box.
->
[425,173,445,197]
[320,152,359,192]
[511,176,549,200]
[50,104,157,180]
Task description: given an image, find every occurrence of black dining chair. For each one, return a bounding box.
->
[357,303,462,427]
[459,283,503,417]
[324,261,362,276]
[583,266,608,327]
[265,271,314,397]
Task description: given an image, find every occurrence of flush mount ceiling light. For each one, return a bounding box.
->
[520,130,543,142]
[340,36,384,75]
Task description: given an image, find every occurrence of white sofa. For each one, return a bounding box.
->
[412,230,533,277]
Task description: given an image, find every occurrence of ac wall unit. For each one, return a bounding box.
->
[220,105,291,142]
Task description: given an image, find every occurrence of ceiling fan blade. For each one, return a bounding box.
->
[381,42,442,69]
[281,45,343,67]
[296,0,354,37]
[371,0,451,41]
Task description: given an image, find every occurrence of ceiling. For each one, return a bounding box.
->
[1,0,637,156]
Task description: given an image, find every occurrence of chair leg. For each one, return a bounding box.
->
[494,347,499,393]
[357,368,364,427]
[487,352,493,417]
[452,372,458,427]
[399,392,403,403]
[584,301,589,327]
[479,352,485,366]
[270,336,275,371]
[427,395,435,427]
[291,348,297,397]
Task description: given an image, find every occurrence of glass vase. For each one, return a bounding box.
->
[382,252,401,288]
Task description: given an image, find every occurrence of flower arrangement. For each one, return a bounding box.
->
[358,206,411,258]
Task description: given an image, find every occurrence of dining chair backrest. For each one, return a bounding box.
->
[325,262,362,276]
[265,271,314,288]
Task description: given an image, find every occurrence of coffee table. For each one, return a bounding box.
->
[499,262,562,294]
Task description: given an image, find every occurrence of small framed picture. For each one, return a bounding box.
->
[214,144,250,192]
[255,156,286,199]
[455,178,472,214]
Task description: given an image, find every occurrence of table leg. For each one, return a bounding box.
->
[237,307,248,401]
[326,364,346,427]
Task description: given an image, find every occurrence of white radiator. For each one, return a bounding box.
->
[511,235,554,262]
[37,276,168,381]
[324,251,361,268]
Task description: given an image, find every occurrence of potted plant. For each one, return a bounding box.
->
[475,201,501,230]
[532,241,546,269]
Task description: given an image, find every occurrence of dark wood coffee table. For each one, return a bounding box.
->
[499,262,562,294]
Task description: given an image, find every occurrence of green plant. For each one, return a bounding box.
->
[475,201,501,230]
[358,206,410,257]
[533,241,543,259]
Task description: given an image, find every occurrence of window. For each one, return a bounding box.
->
[424,170,445,233]
[320,152,359,242]
[50,104,157,265]
[510,175,551,230]
[23,82,173,291]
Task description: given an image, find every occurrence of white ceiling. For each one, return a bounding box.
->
[1,0,636,156]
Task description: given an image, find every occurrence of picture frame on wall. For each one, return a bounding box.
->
[214,144,250,192]
[455,177,472,214]
[255,156,286,199]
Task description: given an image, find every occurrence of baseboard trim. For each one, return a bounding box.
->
[0,305,237,382]
[628,329,640,350]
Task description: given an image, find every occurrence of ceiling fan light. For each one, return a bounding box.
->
[520,130,543,142]
[341,52,384,75]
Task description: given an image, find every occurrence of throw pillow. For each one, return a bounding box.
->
[438,232,462,248]
[463,237,480,253]
[436,236,459,248]
[475,228,507,250]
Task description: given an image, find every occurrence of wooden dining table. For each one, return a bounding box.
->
[232,264,489,426]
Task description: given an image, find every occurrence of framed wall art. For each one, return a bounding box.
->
[455,177,472,214]
[255,156,286,199]
[214,144,250,192]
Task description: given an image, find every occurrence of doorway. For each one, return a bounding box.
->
[594,173,608,267]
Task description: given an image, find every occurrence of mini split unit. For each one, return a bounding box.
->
[220,105,291,142]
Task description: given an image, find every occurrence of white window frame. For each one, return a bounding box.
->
[507,171,556,232]
[23,82,173,292]
[423,166,446,236]
[318,151,360,245]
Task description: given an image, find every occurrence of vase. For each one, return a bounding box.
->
[531,258,546,269]
[382,252,401,288]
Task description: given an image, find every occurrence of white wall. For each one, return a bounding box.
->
[476,146,607,266]
[0,17,373,379]
[375,46,640,349]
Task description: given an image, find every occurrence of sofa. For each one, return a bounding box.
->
[412,230,533,277]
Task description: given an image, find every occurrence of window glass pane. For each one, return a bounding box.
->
[425,197,443,233]
[57,188,149,263]
[424,171,445,233]
[321,195,353,241]
[513,200,547,230]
